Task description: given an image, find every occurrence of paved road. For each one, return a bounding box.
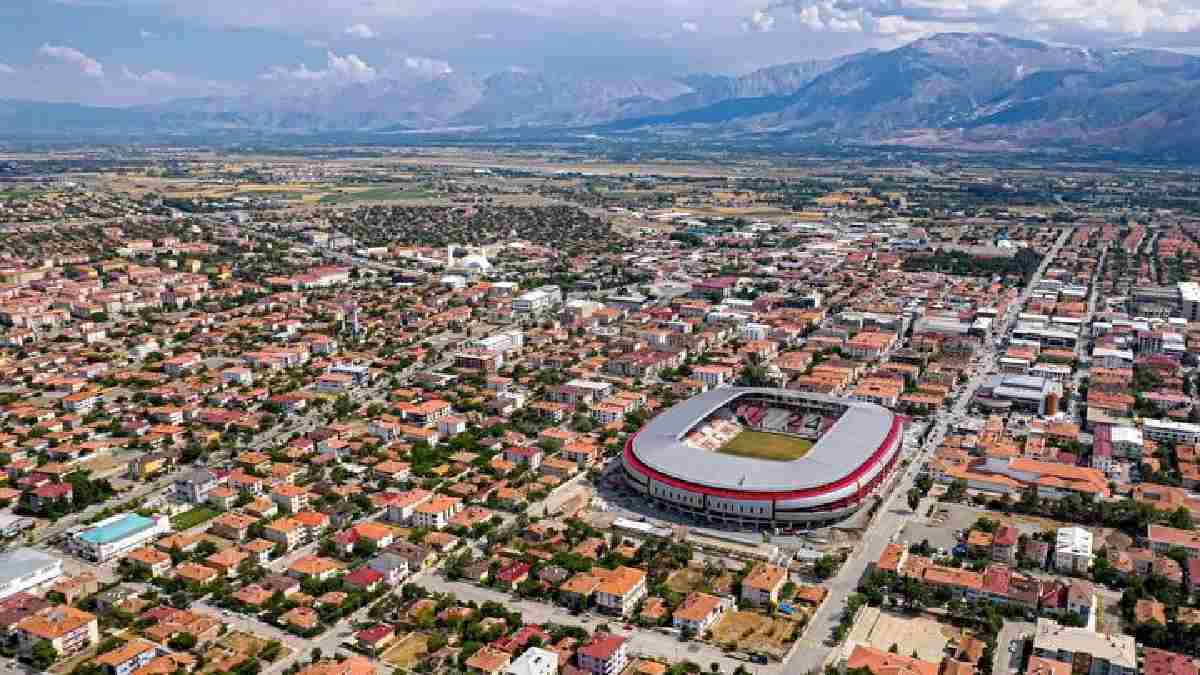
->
[784,227,1073,674]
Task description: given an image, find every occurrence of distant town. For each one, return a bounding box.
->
[0,148,1196,675]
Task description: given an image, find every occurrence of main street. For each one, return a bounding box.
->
[784,227,1072,674]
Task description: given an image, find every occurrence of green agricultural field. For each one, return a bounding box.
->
[717,430,813,461]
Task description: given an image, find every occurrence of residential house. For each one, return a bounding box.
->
[577,633,627,675]
[741,563,787,606]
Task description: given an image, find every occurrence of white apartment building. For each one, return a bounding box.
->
[1143,419,1200,445]
[502,647,558,675]
[513,286,562,314]
[1055,526,1094,574]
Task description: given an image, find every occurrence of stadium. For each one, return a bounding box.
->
[622,387,904,527]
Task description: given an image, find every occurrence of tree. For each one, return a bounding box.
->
[168,633,197,651]
[946,479,968,502]
[907,489,921,513]
[1169,506,1194,530]
[30,640,58,670]
[260,640,283,662]
[813,555,838,580]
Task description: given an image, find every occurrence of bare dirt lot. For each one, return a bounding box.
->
[710,611,801,656]
[381,632,430,668]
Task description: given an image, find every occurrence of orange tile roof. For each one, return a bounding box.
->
[94,640,157,666]
[673,592,723,622]
[743,563,786,592]
[596,566,645,597]
[847,644,939,675]
[16,605,96,640]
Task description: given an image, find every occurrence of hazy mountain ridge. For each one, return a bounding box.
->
[4,33,1200,155]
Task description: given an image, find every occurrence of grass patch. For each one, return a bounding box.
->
[171,505,220,530]
[716,431,813,461]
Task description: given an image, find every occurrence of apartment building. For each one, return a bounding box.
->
[576,633,627,675]
[270,484,310,513]
[1147,524,1200,559]
[1055,527,1094,574]
[1031,618,1135,675]
[1143,419,1200,445]
[594,566,647,617]
[93,640,158,675]
[15,605,99,658]
[411,496,463,530]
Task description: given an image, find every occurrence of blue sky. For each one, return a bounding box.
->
[2,0,1199,106]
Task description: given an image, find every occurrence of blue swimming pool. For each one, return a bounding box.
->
[78,513,156,545]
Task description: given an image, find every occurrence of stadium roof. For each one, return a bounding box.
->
[628,387,897,496]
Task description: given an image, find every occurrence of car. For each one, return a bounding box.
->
[625,624,635,630]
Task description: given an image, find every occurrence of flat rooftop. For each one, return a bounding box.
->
[78,513,157,545]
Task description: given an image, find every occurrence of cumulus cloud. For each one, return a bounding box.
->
[681,21,700,33]
[261,51,377,83]
[139,29,158,38]
[759,0,1200,40]
[122,66,178,85]
[742,9,775,32]
[344,23,377,39]
[39,43,104,78]
[402,56,454,77]
[0,63,15,75]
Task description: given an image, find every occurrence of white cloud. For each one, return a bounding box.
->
[761,0,1200,41]
[304,38,329,48]
[344,23,377,39]
[139,29,158,38]
[0,63,14,75]
[122,66,179,86]
[403,56,454,76]
[743,9,775,31]
[681,21,700,33]
[261,50,377,83]
[475,32,497,40]
[38,43,105,78]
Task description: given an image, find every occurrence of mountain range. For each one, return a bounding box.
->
[4,33,1200,155]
